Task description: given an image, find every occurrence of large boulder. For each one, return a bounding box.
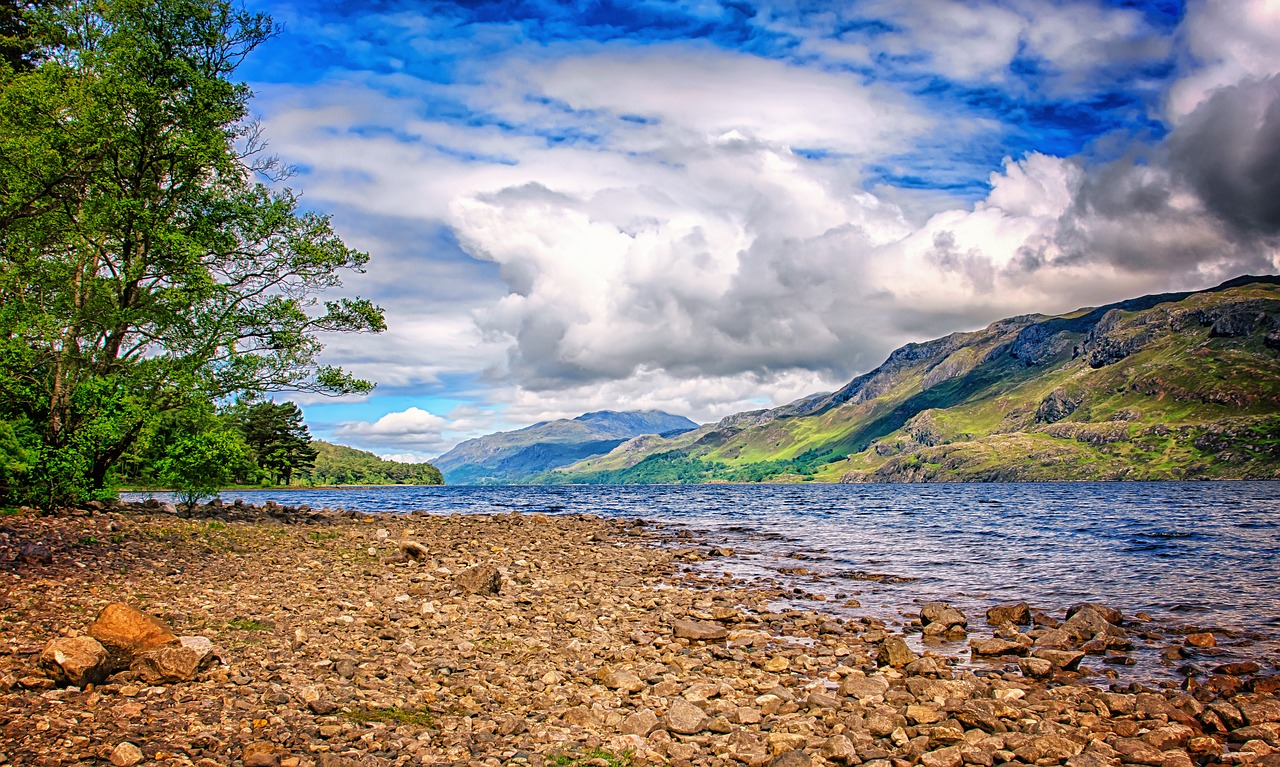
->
[455,564,501,595]
[664,698,708,735]
[131,637,218,684]
[88,603,179,671]
[920,602,967,636]
[1062,603,1125,641]
[38,636,109,687]
[878,635,918,668]
[986,602,1031,626]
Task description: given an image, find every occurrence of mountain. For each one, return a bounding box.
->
[306,442,443,486]
[432,410,699,484]
[548,276,1280,484]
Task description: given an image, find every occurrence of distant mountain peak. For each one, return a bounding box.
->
[432,409,698,484]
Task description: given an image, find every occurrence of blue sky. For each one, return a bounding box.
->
[236,0,1280,459]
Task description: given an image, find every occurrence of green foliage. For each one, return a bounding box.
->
[154,422,246,510]
[346,706,435,727]
[0,0,385,506]
[0,420,28,499]
[551,748,633,767]
[230,400,316,485]
[305,440,443,486]
[226,617,272,631]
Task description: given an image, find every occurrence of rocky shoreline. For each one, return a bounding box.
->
[2,503,1279,767]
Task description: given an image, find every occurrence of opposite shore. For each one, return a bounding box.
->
[2,502,1278,767]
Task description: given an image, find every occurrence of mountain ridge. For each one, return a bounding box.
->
[431,409,698,484]
[546,275,1280,483]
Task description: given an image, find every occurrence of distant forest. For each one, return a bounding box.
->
[307,441,443,486]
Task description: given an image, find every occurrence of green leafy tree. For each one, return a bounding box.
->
[0,420,29,500]
[0,0,385,505]
[0,0,44,72]
[234,400,316,485]
[151,409,247,509]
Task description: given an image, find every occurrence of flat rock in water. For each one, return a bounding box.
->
[878,635,918,667]
[971,637,1025,656]
[920,602,967,630]
[986,602,1032,626]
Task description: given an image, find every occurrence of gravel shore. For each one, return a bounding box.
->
[2,504,1278,767]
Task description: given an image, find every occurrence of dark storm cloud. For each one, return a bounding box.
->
[1169,74,1280,235]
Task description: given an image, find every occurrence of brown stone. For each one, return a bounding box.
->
[622,708,660,737]
[821,735,857,765]
[1143,725,1195,751]
[110,742,144,767]
[877,635,917,667]
[604,670,646,693]
[1015,735,1085,762]
[38,636,109,687]
[768,749,812,767]
[1032,648,1086,670]
[987,602,1032,625]
[665,698,708,734]
[920,602,967,630]
[455,564,501,595]
[1185,632,1216,648]
[243,741,280,767]
[1067,602,1124,624]
[839,673,889,700]
[971,637,1025,656]
[131,641,214,684]
[672,618,728,641]
[920,746,963,767]
[88,603,179,670]
[1019,656,1054,678]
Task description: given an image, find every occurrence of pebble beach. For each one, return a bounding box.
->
[2,502,1279,767]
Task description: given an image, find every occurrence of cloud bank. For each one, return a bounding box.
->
[244,0,1280,458]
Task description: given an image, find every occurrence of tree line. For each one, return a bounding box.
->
[0,0,409,507]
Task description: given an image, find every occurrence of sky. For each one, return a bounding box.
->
[236,0,1280,461]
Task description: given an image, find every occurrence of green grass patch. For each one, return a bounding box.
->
[551,747,633,767]
[307,530,341,541]
[346,706,434,727]
[226,618,273,631]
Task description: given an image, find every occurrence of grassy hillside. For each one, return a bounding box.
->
[306,442,443,486]
[545,276,1280,484]
[432,410,697,484]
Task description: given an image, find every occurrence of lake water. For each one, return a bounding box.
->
[125,481,1280,682]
